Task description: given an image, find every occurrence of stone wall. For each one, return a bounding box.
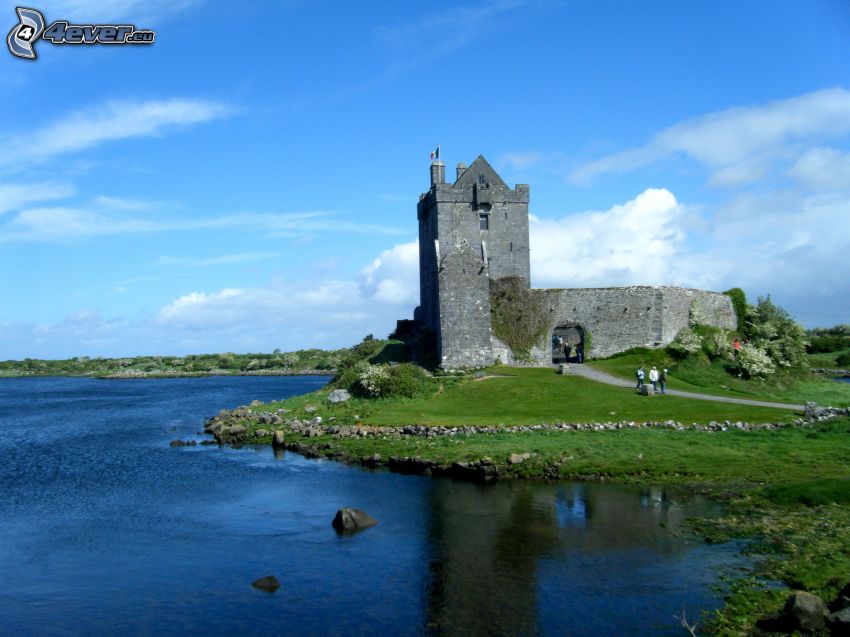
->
[530,286,736,361]
[437,241,494,369]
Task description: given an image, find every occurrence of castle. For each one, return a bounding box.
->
[404,155,736,369]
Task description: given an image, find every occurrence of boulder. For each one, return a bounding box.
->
[255,429,269,438]
[227,424,247,436]
[828,607,850,635]
[304,405,317,413]
[251,575,281,593]
[272,430,286,448]
[784,591,828,632]
[507,452,533,465]
[327,389,351,404]
[332,508,378,533]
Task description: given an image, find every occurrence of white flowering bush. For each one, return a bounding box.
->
[736,343,775,379]
[689,301,709,327]
[668,327,703,356]
[357,364,390,397]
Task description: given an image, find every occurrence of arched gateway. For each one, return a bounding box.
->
[551,324,585,364]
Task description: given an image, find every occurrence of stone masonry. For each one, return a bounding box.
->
[405,155,736,369]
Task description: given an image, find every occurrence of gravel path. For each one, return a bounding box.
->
[563,364,805,411]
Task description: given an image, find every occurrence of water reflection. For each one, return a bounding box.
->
[424,481,718,636]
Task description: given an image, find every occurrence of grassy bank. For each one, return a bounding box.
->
[253,366,801,427]
[587,348,850,406]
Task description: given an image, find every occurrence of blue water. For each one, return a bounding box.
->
[0,376,745,636]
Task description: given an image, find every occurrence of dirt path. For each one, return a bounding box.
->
[563,364,805,411]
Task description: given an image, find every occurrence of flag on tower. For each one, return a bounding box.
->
[430,145,440,161]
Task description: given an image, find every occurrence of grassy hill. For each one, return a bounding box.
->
[588,347,850,406]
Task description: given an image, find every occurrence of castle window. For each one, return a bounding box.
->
[479,213,489,231]
[478,174,485,185]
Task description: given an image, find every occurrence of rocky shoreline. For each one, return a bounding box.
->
[100,369,334,379]
[811,368,850,378]
[198,402,850,483]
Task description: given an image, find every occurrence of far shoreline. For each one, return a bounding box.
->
[0,370,335,380]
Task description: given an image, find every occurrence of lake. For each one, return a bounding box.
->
[0,376,745,636]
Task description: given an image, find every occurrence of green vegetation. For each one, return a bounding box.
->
[724,287,748,331]
[590,295,850,405]
[590,347,850,406]
[806,324,850,369]
[489,277,548,361]
[256,365,800,427]
[0,348,344,378]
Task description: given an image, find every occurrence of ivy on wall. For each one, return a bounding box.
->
[489,277,549,361]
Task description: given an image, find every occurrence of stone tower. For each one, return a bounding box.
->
[413,155,530,368]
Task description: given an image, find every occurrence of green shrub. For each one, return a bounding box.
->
[736,342,776,379]
[837,352,850,368]
[807,335,850,354]
[763,478,850,506]
[379,363,427,398]
[745,296,808,370]
[344,362,427,398]
[724,287,747,331]
[668,327,703,358]
[490,277,549,361]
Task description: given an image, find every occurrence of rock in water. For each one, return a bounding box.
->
[332,508,378,533]
[327,389,351,404]
[784,591,828,632]
[251,575,281,593]
[272,430,286,448]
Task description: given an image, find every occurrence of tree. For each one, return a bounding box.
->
[743,296,808,370]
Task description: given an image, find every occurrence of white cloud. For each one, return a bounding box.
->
[0,205,404,244]
[572,87,850,185]
[374,0,527,70]
[787,147,850,191]
[0,181,74,215]
[499,152,544,170]
[152,253,279,267]
[1,98,231,168]
[359,240,419,304]
[530,188,685,288]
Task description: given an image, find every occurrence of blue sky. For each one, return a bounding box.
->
[2,0,849,358]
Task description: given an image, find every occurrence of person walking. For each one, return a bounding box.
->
[636,366,645,388]
[649,366,659,393]
[659,368,667,394]
[564,341,572,362]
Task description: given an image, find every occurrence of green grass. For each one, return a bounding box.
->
[257,365,801,427]
[807,347,850,368]
[277,418,850,485]
[762,477,850,506]
[588,348,850,406]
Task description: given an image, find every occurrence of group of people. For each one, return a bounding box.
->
[553,335,583,365]
[635,365,667,394]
